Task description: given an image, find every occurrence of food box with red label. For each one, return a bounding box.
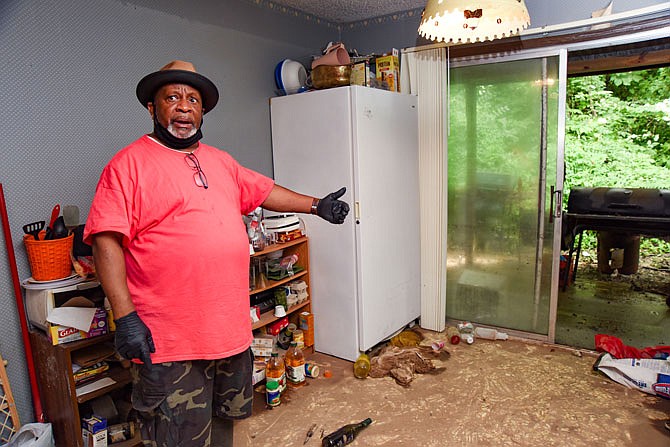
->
[265,316,289,336]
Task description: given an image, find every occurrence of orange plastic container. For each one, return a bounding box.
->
[23,232,74,281]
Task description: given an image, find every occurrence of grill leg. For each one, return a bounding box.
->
[562,230,582,292]
[597,232,641,275]
[571,231,583,284]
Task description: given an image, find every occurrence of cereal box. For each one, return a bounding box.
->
[375,49,399,92]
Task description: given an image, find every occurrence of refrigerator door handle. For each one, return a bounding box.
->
[354,201,361,224]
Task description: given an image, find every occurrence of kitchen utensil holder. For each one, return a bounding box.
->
[23,232,74,281]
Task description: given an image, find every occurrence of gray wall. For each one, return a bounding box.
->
[0,0,335,424]
[0,0,666,426]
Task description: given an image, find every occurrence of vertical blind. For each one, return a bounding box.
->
[400,48,448,331]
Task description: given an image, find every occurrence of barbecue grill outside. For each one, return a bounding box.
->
[567,187,670,217]
[562,187,670,299]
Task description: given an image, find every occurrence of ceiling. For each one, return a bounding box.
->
[267,0,427,24]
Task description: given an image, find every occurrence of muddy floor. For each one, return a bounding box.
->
[228,330,670,447]
[220,254,670,446]
[556,253,670,349]
[576,252,670,300]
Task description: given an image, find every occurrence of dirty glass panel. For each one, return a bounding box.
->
[446,56,560,335]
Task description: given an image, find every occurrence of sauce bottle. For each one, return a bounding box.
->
[265,352,286,393]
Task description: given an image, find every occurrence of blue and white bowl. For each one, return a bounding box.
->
[274,59,307,95]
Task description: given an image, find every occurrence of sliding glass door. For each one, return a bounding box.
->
[446,50,566,338]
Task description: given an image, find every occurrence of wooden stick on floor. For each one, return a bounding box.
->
[0,355,20,443]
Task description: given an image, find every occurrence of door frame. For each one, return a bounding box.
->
[442,27,669,343]
[447,48,567,342]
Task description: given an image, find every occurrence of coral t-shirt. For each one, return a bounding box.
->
[84,135,274,363]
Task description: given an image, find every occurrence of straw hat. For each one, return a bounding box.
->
[136,60,219,113]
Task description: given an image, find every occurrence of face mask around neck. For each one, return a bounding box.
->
[153,116,203,150]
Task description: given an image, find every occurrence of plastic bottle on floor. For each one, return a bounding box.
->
[353,353,370,379]
[457,322,475,344]
[285,341,306,387]
[474,326,509,340]
[446,326,461,344]
[265,352,286,393]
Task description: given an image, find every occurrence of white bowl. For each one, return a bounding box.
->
[280,60,307,94]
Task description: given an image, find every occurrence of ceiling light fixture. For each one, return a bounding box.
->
[418,0,531,45]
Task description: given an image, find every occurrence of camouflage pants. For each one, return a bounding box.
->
[131,348,253,447]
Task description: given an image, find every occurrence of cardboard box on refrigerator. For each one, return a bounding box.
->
[375,49,400,92]
[350,60,370,86]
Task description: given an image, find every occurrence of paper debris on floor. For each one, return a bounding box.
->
[593,353,670,398]
[369,344,449,387]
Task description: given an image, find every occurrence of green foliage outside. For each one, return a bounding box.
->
[565,67,670,255]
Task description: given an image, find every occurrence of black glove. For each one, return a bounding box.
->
[114,311,155,368]
[316,187,350,224]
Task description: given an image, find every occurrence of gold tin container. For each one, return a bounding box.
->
[311,64,352,89]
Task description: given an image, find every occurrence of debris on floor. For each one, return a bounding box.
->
[593,352,670,398]
[368,344,449,387]
[595,334,670,359]
[234,331,670,447]
[389,329,423,347]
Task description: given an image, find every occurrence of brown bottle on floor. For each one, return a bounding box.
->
[285,341,306,387]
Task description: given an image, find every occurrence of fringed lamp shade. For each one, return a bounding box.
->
[418,0,531,45]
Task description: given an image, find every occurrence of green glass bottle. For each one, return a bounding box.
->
[321,418,372,447]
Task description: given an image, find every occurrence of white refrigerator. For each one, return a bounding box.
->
[270,86,420,361]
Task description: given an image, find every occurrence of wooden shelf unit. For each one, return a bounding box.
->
[250,236,314,352]
[29,331,140,447]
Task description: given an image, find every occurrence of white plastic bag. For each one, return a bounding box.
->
[594,353,670,397]
[4,423,54,447]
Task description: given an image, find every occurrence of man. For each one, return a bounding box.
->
[84,60,349,446]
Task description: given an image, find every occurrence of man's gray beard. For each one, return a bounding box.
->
[167,123,197,139]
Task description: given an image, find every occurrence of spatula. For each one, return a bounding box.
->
[62,205,80,234]
[23,221,45,240]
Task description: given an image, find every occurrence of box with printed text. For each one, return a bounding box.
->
[82,415,107,447]
[299,311,314,348]
[48,307,108,345]
[375,49,400,92]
